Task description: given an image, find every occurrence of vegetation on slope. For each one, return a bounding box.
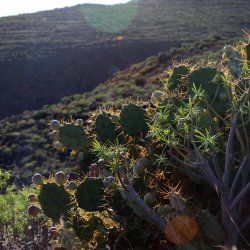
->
[0,0,250,117]
[0,35,235,184]
[17,36,250,249]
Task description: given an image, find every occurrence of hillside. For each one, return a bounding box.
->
[0,35,234,184]
[0,0,250,118]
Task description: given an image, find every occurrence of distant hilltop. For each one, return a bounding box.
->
[0,0,249,118]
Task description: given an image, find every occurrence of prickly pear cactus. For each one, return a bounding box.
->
[168,65,189,91]
[169,191,186,214]
[72,214,112,249]
[75,177,105,212]
[38,183,71,222]
[120,103,148,136]
[187,67,230,114]
[58,123,91,151]
[95,113,117,142]
[222,45,242,76]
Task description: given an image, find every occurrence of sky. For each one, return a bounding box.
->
[0,0,130,17]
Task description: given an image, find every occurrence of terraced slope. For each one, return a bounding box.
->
[0,36,231,184]
[0,0,249,118]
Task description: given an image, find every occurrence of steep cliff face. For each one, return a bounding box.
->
[0,0,249,118]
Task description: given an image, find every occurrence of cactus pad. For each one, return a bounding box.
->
[75,177,105,212]
[169,191,186,213]
[95,113,117,142]
[120,103,148,136]
[187,67,230,114]
[38,183,71,222]
[58,123,91,151]
[168,65,189,91]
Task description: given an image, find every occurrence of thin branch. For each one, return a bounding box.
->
[117,166,127,189]
[193,159,221,191]
[229,155,250,200]
[235,128,246,156]
[168,150,194,168]
[241,115,250,153]
[212,150,223,179]
[125,184,166,230]
[223,111,239,187]
[230,182,250,210]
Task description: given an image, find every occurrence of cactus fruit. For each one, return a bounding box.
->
[67,172,79,181]
[27,204,41,217]
[38,183,71,222]
[95,113,117,142]
[143,192,156,206]
[58,123,91,151]
[53,141,64,151]
[103,176,116,188]
[27,193,38,203]
[168,65,189,91]
[137,157,151,168]
[169,191,185,213]
[97,158,105,169]
[50,120,61,130]
[32,173,44,185]
[187,67,230,114]
[158,205,172,215]
[75,178,105,212]
[50,131,59,141]
[134,164,145,177]
[75,119,84,126]
[134,158,151,177]
[48,226,58,238]
[164,215,198,244]
[66,181,78,190]
[55,171,66,185]
[120,103,148,136]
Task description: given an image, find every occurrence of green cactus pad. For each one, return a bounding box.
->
[168,65,189,91]
[187,67,230,114]
[38,183,71,222]
[120,103,148,136]
[169,191,185,213]
[95,113,117,142]
[58,123,91,151]
[75,177,105,212]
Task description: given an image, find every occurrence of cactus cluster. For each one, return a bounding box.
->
[50,120,91,152]
[27,38,250,249]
